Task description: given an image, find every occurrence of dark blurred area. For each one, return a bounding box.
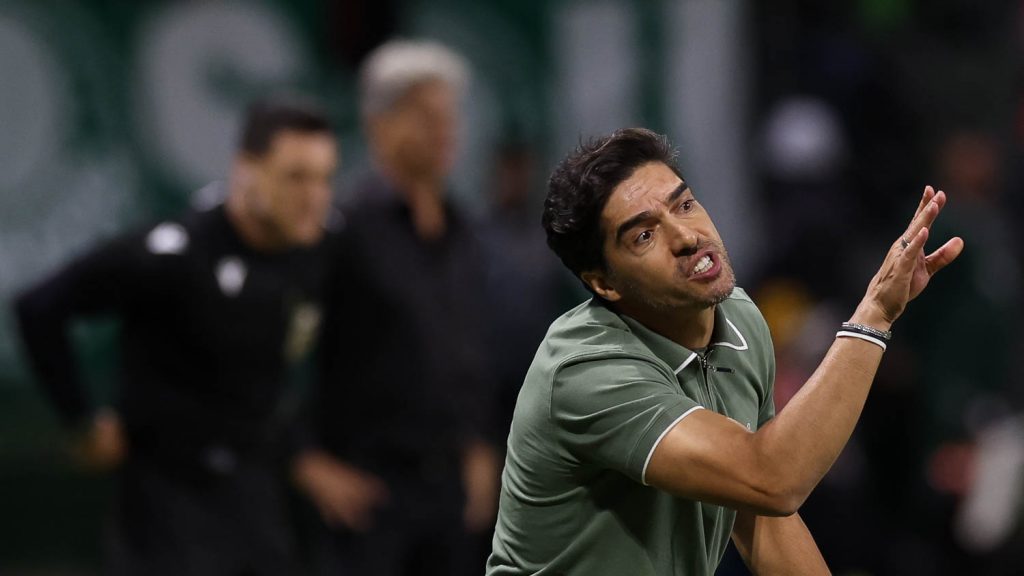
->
[1,0,1023,575]
[734,2,1024,575]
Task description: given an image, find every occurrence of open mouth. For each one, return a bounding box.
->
[692,254,713,276]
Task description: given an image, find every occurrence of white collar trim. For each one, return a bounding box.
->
[673,317,749,373]
[714,318,749,351]
[674,353,698,374]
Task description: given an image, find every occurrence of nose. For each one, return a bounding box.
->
[665,219,699,256]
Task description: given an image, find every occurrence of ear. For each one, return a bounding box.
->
[581,269,622,302]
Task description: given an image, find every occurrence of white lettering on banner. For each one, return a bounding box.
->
[553,0,639,156]
[0,10,141,385]
[0,14,65,191]
[135,1,306,188]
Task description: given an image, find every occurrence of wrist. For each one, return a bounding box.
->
[849,301,894,333]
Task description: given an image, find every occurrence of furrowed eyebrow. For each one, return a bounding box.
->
[614,182,690,245]
[666,182,689,204]
[615,211,654,244]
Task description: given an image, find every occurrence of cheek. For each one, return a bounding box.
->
[391,117,423,145]
[408,118,447,154]
[250,178,276,214]
[702,219,724,244]
[264,183,297,223]
[613,252,669,288]
[297,190,328,227]
[410,130,436,156]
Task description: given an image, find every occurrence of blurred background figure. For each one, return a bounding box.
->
[12,96,338,575]
[755,95,858,299]
[477,142,580,443]
[292,39,500,576]
[901,127,1023,575]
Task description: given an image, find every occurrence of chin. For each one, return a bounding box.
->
[680,275,736,309]
[709,272,737,304]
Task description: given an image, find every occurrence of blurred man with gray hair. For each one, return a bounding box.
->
[293,39,499,576]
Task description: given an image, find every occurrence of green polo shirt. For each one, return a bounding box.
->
[487,288,775,576]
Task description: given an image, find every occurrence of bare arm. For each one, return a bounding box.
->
[647,186,964,515]
[732,511,829,575]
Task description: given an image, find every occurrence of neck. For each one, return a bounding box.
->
[378,162,448,241]
[225,183,281,252]
[618,302,717,350]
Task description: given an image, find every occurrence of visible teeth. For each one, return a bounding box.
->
[692,255,712,275]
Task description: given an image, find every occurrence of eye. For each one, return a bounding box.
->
[635,230,653,245]
[679,199,695,212]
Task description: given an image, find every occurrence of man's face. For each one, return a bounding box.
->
[245,129,338,247]
[373,79,459,180]
[587,161,736,312]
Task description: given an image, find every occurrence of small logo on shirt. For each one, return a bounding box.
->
[215,256,247,297]
[284,302,322,362]
[146,223,189,255]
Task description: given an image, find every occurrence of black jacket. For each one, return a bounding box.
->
[14,204,331,466]
[315,173,497,481]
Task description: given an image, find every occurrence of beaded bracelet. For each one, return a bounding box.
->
[836,322,891,351]
[841,322,892,341]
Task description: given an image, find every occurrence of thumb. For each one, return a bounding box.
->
[925,237,964,275]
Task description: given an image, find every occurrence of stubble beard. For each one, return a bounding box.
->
[618,244,738,313]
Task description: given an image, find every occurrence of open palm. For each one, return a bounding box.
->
[906,187,963,301]
[866,186,964,324]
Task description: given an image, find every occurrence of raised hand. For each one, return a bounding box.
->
[856,186,964,328]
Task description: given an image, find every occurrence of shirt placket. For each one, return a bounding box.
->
[677,357,712,409]
[697,352,717,411]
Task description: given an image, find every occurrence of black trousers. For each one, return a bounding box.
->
[315,475,474,576]
[105,453,298,576]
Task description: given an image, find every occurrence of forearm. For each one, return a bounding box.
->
[648,187,962,515]
[14,289,92,425]
[754,304,889,506]
[13,237,141,426]
[732,511,829,575]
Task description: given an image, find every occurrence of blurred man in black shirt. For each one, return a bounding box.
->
[14,96,339,576]
[293,40,499,576]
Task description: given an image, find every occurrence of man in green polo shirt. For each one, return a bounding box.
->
[486,128,964,575]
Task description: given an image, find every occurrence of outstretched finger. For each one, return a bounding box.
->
[897,227,929,272]
[911,186,936,221]
[904,191,946,241]
[924,236,964,275]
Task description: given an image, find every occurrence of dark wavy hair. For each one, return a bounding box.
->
[543,128,682,286]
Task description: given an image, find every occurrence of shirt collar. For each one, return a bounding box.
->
[621,303,749,375]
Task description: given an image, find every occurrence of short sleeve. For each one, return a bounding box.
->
[550,356,702,484]
[757,321,777,427]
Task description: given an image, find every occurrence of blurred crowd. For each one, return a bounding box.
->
[718,2,1024,575]
[10,39,576,576]
[5,1,1024,575]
